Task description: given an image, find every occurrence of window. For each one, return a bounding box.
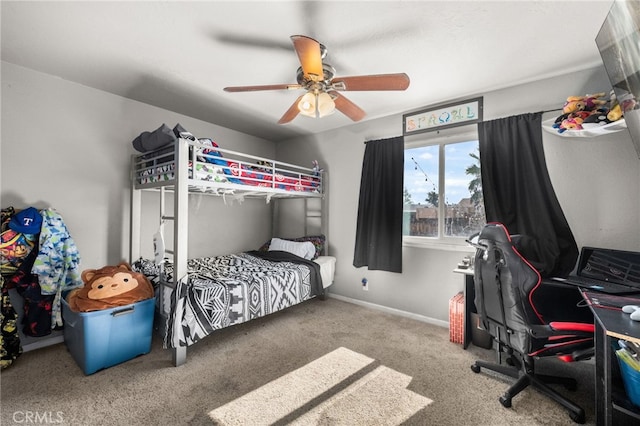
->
[403,126,485,246]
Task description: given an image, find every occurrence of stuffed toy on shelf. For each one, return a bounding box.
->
[552,91,624,133]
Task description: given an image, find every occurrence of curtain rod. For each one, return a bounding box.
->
[363,135,404,144]
[487,108,563,121]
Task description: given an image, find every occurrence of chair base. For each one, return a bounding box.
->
[471,358,586,424]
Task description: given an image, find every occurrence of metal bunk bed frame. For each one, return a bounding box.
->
[129,138,327,366]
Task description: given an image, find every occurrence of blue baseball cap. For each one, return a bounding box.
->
[9,207,42,234]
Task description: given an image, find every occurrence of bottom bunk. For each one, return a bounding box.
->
[133,249,335,366]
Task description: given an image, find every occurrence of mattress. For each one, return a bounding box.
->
[133,252,334,348]
[142,255,336,316]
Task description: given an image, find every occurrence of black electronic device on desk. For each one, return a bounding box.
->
[551,247,640,295]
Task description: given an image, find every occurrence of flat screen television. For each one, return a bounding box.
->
[595,0,640,158]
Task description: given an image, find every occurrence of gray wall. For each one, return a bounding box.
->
[1,62,276,268]
[3,61,639,326]
[276,66,640,324]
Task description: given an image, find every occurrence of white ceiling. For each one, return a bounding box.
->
[1,1,616,142]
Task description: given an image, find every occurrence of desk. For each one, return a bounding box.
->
[582,290,640,425]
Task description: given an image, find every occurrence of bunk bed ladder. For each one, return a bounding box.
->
[308,170,328,254]
[305,196,328,254]
[154,183,187,367]
[170,139,189,367]
[129,142,189,367]
[269,183,328,255]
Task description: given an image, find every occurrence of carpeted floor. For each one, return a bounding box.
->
[1,297,597,425]
[208,346,432,425]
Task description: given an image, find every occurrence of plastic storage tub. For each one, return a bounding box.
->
[62,296,154,375]
[616,348,640,408]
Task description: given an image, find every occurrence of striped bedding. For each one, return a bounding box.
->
[134,251,322,348]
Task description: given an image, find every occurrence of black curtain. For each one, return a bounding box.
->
[478,112,578,277]
[353,136,404,273]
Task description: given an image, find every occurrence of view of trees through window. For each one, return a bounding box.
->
[403,140,486,239]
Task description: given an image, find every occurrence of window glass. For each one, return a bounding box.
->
[444,141,485,237]
[403,132,485,242]
[404,145,439,237]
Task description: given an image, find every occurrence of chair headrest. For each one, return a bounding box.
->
[478,223,511,244]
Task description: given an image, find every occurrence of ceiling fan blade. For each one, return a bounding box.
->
[214,33,292,51]
[332,73,410,91]
[224,84,301,92]
[291,35,323,81]
[278,95,304,124]
[330,91,366,122]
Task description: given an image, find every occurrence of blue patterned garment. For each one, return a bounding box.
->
[31,208,82,328]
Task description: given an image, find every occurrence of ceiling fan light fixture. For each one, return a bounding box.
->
[317,92,335,117]
[297,91,335,118]
[297,92,317,118]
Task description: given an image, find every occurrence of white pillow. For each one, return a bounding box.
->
[269,237,316,260]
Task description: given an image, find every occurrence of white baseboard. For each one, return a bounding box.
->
[327,293,449,329]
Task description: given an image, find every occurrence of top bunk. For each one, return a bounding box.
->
[131,137,323,200]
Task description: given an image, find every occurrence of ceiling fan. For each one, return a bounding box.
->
[223,35,410,124]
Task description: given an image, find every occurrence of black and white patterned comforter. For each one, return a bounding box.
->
[134,251,322,348]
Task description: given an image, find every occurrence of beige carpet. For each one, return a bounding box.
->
[289,364,432,425]
[0,297,597,425]
[209,347,432,425]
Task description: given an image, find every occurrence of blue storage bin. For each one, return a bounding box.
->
[616,348,640,408]
[62,296,154,375]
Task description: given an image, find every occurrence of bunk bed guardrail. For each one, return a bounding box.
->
[132,139,323,199]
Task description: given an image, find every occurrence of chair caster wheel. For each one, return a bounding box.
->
[569,411,585,424]
[499,395,512,408]
[471,364,481,374]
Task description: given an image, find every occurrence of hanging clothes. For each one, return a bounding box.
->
[9,238,55,337]
[0,207,22,368]
[31,208,82,328]
[0,207,37,277]
[1,207,56,336]
[0,275,22,369]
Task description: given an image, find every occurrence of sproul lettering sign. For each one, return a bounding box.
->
[403,97,483,135]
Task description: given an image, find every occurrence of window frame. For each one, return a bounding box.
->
[403,124,482,252]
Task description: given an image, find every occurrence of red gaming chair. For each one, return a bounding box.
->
[469,223,594,424]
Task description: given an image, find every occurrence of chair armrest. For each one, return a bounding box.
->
[549,321,594,333]
[528,322,594,339]
[528,323,594,359]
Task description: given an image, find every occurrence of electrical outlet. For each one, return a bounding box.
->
[362,278,368,291]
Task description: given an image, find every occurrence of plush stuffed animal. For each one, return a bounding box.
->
[553,90,626,133]
[562,92,607,114]
[66,262,154,312]
[604,90,624,122]
[553,111,592,133]
[608,103,623,122]
[578,91,626,129]
[581,107,613,128]
[620,97,638,114]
